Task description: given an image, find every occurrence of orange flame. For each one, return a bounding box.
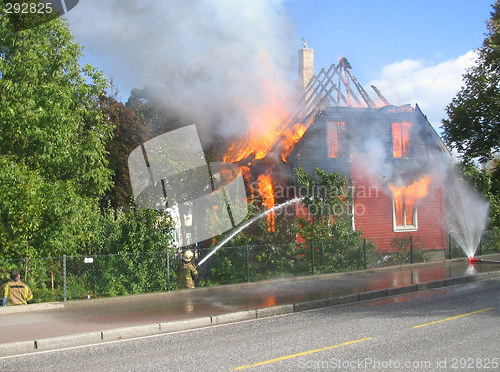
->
[280,123,307,162]
[224,77,290,163]
[239,165,255,200]
[257,173,275,231]
[388,175,432,226]
[327,121,347,158]
[223,50,314,164]
[392,122,411,158]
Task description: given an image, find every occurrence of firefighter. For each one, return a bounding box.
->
[178,250,198,289]
[2,269,33,306]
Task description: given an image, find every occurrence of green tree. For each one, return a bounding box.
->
[294,168,366,272]
[441,1,500,163]
[204,168,370,283]
[125,86,180,140]
[88,205,174,256]
[99,95,147,210]
[81,205,175,297]
[0,15,113,258]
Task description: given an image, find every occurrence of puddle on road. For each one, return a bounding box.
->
[359,289,450,307]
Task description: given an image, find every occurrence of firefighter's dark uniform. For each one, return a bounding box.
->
[3,279,33,306]
[178,262,198,289]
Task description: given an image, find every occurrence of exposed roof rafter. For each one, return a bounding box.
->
[265,58,391,162]
[304,57,388,109]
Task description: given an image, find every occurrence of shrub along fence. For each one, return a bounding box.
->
[0,236,492,303]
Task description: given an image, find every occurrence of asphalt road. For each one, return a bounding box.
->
[1,278,498,371]
[3,258,500,349]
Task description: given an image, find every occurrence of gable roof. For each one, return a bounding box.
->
[267,58,390,160]
[269,59,451,162]
[414,104,452,157]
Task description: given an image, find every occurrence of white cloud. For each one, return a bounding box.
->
[369,51,477,132]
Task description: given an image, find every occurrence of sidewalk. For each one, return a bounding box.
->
[1,255,500,357]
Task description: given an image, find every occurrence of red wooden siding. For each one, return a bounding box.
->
[351,153,446,253]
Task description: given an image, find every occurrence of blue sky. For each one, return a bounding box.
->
[286,0,491,80]
[65,0,494,133]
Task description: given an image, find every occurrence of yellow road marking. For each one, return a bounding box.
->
[233,337,373,370]
[413,307,494,329]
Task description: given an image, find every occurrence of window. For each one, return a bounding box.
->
[392,191,418,231]
[327,121,348,158]
[389,175,431,232]
[392,122,411,158]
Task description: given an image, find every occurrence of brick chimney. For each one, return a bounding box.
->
[298,39,314,89]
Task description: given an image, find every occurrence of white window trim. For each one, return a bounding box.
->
[392,199,418,232]
[348,202,355,230]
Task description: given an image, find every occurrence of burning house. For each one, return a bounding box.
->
[224,45,451,254]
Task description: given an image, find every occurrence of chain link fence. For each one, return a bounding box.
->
[1,236,497,304]
[0,251,177,303]
[197,240,373,286]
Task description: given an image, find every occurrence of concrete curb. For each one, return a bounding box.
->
[212,310,256,325]
[0,340,35,357]
[159,317,212,333]
[359,289,388,301]
[294,298,328,312]
[0,302,64,315]
[387,284,417,296]
[36,332,102,351]
[327,293,359,306]
[1,270,499,357]
[256,304,294,318]
[102,324,161,341]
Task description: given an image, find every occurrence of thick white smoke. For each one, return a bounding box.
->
[65,0,297,139]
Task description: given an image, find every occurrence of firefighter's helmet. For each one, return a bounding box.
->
[182,250,194,262]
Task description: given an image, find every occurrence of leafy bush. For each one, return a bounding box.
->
[378,236,429,266]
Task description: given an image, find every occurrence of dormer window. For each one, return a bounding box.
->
[392,122,411,158]
[327,121,348,158]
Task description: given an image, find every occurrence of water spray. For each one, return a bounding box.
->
[197,197,303,268]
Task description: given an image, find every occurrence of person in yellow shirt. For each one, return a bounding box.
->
[177,250,198,289]
[2,269,33,306]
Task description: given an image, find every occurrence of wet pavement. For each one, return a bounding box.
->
[0,255,499,348]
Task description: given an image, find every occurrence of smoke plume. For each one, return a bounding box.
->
[65,0,296,141]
